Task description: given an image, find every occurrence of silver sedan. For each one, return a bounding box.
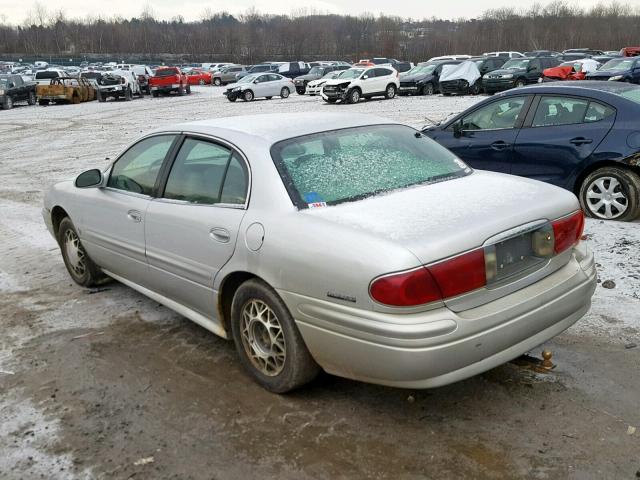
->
[223,73,294,102]
[43,113,597,393]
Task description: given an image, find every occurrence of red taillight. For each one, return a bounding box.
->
[370,267,442,307]
[429,249,486,299]
[552,210,584,254]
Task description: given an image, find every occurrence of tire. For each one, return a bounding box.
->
[230,279,320,393]
[296,87,305,95]
[57,217,104,287]
[579,167,640,221]
[228,95,237,102]
[323,98,337,103]
[186,85,191,94]
[242,90,254,102]
[199,79,205,85]
[2,96,13,110]
[280,87,290,98]
[152,90,159,98]
[178,85,185,96]
[347,88,361,104]
[213,78,222,86]
[39,99,49,106]
[98,92,105,102]
[470,82,481,95]
[125,87,132,101]
[515,79,526,88]
[422,83,435,95]
[385,84,397,99]
[27,91,36,105]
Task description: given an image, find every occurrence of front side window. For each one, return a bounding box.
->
[163,138,248,205]
[532,96,589,127]
[460,97,527,130]
[107,135,176,195]
[271,125,471,208]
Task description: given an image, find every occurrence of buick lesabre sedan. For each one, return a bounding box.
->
[43,113,596,393]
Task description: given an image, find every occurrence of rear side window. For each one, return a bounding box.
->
[163,138,248,206]
[271,124,471,208]
[532,96,612,127]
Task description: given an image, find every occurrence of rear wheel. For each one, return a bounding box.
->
[280,87,290,98]
[125,87,132,101]
[199,79,205,85]
[27,91,36,105]
[296,87,305,95]
[213,78,222,86]
[243,90,254,102]
[57,217,104,287]
[39,99,49,106]
[579,167,640,221]
[230,279,320,393]
[178,85,185,96]
[385,84,397,99]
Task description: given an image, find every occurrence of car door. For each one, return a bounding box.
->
[269,74,286,96]
[78,134,178,286]
[512,95,616,188]
[526,59,542,83]
[144,135,249,317]
[435,95,532,173]
[375,68,393,92]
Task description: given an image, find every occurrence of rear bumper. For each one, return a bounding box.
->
[280,245,596,388]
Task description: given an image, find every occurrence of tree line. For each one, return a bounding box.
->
[0,1,638,64]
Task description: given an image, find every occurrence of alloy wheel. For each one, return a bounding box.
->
[586,176,628,219]
[64,229,87,276]
[240,299,286,376]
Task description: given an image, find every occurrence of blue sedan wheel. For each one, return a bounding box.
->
[580,167,640,221]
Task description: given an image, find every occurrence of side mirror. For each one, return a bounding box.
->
[75,169,103,188]
[363,75,369,79]
[253,79,259,84]
[9,82,15,88]
[453,122,463,138]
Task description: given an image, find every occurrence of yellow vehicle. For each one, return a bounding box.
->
[37,77,96,105]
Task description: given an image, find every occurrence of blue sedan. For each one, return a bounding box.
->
[423,81,640,221]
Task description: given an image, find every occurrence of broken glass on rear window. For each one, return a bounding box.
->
[271,125,472,208]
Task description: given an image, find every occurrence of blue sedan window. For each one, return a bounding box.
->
[532,96,589,127]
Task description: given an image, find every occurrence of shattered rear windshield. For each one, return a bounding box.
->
[271,125,472,208]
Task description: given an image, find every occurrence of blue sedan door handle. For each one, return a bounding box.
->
[490,141,510,150]
[570,137,593,146]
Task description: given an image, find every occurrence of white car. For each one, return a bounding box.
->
[306,71,345,96]
[428,55,473,62]
[321,66,399,104]
[34,69,66,85]
[97,70,142,102]
[223,73,294,102]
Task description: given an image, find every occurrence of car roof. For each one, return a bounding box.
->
[170,113,400,145]
[494,80,640,98]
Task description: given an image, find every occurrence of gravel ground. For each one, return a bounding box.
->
[0,86,639,479]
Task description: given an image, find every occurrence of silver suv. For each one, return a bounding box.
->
[212,66,247,86]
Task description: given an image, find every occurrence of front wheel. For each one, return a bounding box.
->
[280,87,290,98]
[347,88,361,104]
[385,84,397,99]
[199,79,205,85]
[579,167,640,221]
[422,83,435,95]
[515,79,526,88]
[230,279,320,393]
[57,217,104,287]
[296,87,305,95]
[242,90,254,102]
[213,78,222,86]
[2,96,13,110]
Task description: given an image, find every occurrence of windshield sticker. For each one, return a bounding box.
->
[304,191,324,203]
[308,202,327,208]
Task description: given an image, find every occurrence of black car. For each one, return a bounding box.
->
[563,48,605,56]
[422,82,640,221]
[440,57,508,95]
[399,60,461,96]
[524,50,561,57]
[483,56,560,94]
[0,74,37,110]
[293,65,350,94]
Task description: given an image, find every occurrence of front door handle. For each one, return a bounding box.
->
[209,227,230,243]
[570,137,593,146]
[490,141,511,150]
[127,209,142,223]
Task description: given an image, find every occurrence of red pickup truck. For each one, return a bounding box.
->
[149,67,191,97]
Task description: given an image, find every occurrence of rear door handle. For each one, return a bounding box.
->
[570,137,593,146]
[127,209,142,223]
[209,227,230,243]
[490,141,511,150]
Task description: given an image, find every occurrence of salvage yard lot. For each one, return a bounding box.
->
[1,87,639,479]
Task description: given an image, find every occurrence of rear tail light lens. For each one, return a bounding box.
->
[370,210,584,308]
[369,267,442,307]
[552,210,584,254]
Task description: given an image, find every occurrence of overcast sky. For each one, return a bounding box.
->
[2,0,639,24]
